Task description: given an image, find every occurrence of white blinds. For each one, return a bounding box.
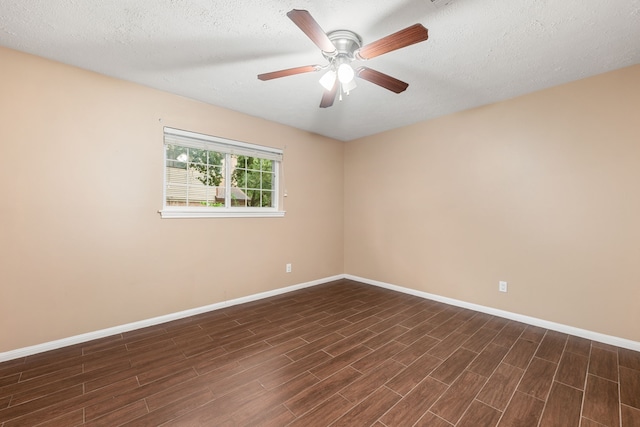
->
[164,127,283,162]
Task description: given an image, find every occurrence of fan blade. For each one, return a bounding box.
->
[257,65,319,81]
[356,24,428,60]
[320,79,339,108]
[287,9,337,54]
[356,67,409,93]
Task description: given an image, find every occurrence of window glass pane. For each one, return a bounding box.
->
[260,159,273,172]
[166,147,225,208]
[188,151,222,185]
[229,155,276,207]
[230,186,249,207]
[237,170,249,188]
[261,190,274,207]
[189,148,207,166]
[231,156,251,207]
[166,145,188,169]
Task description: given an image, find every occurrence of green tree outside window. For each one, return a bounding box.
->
[232,156,274,207]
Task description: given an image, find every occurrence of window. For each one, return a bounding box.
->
[161,127,284,218]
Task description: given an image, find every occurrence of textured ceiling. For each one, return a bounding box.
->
[1,0,639,141]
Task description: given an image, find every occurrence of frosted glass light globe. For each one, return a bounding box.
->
[319,70,337,90]
[337,63,355,84]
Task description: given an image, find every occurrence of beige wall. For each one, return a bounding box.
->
[0,46,344,353]
[345,65,640,342]
[1,43,638,355]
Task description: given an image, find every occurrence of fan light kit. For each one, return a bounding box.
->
[258,9,429,108]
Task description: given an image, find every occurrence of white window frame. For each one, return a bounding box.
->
[161,127,285,219]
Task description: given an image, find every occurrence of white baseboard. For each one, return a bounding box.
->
[0,275,344,363]
[3,273,638,362]
[345,274,640,352]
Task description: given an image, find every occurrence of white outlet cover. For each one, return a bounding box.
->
[499,281,508,293]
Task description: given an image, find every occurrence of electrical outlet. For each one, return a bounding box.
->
[499,281,508,293]
[286,263,292,273]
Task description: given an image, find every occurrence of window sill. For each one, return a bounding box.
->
[160,209,286,219]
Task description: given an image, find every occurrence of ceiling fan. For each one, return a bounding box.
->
[258,9,429,108]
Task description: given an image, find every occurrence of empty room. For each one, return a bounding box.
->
[1,1,639,426]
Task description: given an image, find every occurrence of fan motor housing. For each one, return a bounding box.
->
[323,30,362,60]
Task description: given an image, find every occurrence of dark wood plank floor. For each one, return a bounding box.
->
[1,279,639,426]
